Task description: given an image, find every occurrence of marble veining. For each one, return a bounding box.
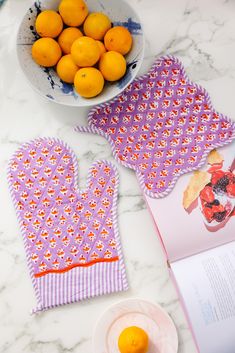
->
[1,0,235,352]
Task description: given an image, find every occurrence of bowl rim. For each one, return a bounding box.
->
[16,0,145,107]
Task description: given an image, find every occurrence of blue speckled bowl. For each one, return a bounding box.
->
[17,0,144,107]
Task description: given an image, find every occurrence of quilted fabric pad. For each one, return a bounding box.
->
[76,56,235,198]
[8,138,127,312]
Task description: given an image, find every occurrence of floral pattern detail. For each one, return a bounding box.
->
[77,56,235,198]
[8,138,120,277]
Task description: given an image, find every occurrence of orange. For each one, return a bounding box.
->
[74,67,104,98]
[32,38,62,67]
[71,36,100,67]
[59,0,88,27]
[99,51,126,81]
[58,27,83,54]
[35,10,63,38]
[83,12,111,40]
[96,40,106,56]
[118,326,149,353]
[104,26,132,55]
[56,54,79,83]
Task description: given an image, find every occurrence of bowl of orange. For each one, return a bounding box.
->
[17,0,144,106]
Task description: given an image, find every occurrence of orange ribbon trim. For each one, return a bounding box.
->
[34,256,119,278]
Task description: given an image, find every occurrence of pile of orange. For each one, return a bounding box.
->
[31,0,133,98]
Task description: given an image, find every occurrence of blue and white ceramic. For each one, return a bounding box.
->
[17,0,144,107]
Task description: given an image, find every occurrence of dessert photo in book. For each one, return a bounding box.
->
[146,141,235,353]
[183,148,235,232]
[146,142,235,263]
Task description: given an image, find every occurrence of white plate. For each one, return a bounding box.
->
[93,298,178,353]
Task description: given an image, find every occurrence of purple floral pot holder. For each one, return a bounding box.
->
[8,138,128,313]
[76,56,235,198]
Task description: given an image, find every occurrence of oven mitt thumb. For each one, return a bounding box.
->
[8,138,128,313]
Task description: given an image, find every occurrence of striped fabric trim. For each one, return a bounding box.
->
[32,260,128,313]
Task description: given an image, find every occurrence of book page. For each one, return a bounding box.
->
[171,241,235,353]
[146,142,235,262]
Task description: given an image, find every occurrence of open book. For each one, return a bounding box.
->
[146,142,235,353]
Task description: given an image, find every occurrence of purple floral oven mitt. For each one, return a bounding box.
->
[8,138,128,313]
[76,56,235,198]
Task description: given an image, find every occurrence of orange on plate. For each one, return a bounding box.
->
[83,12,111,40]
[35,10,63,38]
[32,38,62,67]
[71,36,100,67]
[74,67,104,98]
[59,0,88,26]
[56,54,79,83]
[99,51,126,81]
[104,26,132,55]
[118,326,149,353]
[58,27,83,54]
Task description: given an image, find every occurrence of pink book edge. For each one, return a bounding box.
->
[145,194,201,352]
[169,267,200,353]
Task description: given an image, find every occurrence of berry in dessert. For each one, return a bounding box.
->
[227,183,235,197]
[200,169,235,224]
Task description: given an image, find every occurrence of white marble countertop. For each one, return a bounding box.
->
[1,0,235,352]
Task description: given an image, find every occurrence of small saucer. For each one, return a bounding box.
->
[93,298,178,353]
